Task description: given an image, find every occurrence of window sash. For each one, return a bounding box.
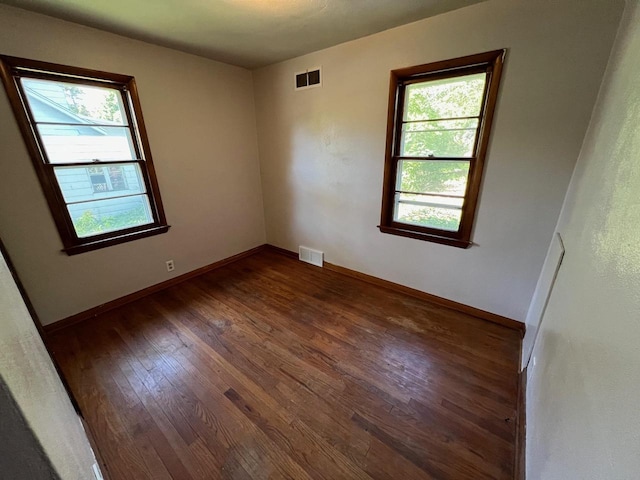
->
[43,158,160,242]
[393,193,464,232]
[393,73,489,164]
[392,156,472,233]
[15,76,144,164]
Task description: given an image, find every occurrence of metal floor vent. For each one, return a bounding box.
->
[299,246,323,267]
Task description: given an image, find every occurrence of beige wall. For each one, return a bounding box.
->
[526,1,640,477]
[0,5,266,325]
[253,0,624,321]
[0,248,98,479]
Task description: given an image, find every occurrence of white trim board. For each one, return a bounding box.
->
[521,232,565,370]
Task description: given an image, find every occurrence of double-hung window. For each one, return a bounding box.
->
[0,56,168,254]
[379,50,505,248]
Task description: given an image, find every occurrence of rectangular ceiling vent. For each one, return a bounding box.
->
[294,67,321,90]
[299,246,323,267]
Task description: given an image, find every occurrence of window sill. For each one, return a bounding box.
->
[378,225,471,249]
[63,224,170,255]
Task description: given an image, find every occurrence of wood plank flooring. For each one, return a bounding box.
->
[47,249,521,480]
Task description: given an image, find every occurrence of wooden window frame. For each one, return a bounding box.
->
[379,50,505,248]
[0,55,169,255]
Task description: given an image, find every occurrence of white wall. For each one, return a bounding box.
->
[253,0,624,321]
[0,248,98,479]
[0,5,266,325]
[526,1,640,477]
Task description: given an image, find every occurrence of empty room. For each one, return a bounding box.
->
[1,0,639,479]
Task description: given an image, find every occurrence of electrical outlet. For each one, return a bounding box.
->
[166,260,175,272]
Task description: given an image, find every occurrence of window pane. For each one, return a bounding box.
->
[67,194,153,238]
[394,193,463,231]
[403,72,486,121]
[21,78,127,125]
[54,163,146,203]
[397,160,470,196]
[400,118,479,157]
[36,124,136,163]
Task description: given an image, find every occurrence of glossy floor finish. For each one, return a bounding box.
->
[48,250,521,480]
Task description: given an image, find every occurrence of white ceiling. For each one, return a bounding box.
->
[1,0,486,69]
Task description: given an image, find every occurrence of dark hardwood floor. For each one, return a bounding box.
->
[47,249,521,480]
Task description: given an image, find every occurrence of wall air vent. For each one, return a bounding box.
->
[294,67,321,90]
[299,246,324,267]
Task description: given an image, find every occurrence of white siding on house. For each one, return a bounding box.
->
[54,169,93,201]
[54,163,151,234]
[55,164,145,203]
[39,132,135,163]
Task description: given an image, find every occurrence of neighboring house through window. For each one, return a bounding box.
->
[379,50,505,248]
[88,166,129,193]
[0,56,169,254]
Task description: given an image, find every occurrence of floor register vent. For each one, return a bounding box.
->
[299,246,324,267]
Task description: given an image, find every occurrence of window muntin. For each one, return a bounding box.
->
[380,51,505,248]
[0,56,169,254]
